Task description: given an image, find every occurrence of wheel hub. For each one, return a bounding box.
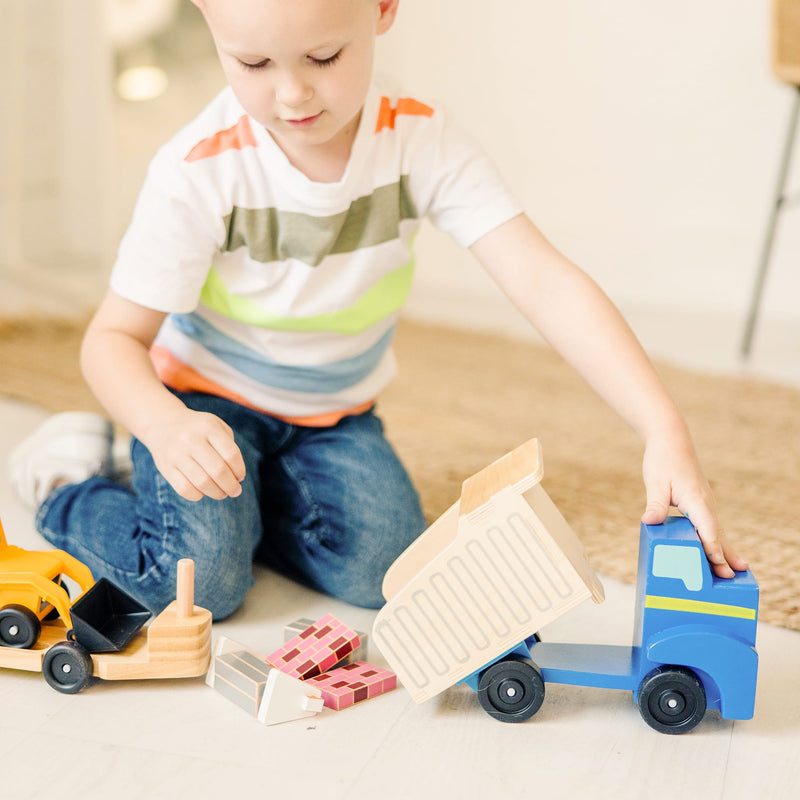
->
[658,690,687,717]
[498,679,525,705]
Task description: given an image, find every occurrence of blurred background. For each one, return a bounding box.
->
[1,0,798,381]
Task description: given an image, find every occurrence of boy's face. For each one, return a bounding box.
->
[194,0,396,160]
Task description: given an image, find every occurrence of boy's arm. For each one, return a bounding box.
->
[80,289,245,502]
[469,213,747,577]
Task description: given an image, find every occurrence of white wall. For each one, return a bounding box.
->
[0,0,113,275]
[3,0,797,337]
[381,0,799,331]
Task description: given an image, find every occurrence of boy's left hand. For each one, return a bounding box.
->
[641,432,748,578]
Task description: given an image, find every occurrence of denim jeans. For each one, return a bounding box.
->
[36,391,426,619]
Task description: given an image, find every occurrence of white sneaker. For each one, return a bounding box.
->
[111,431,134,488]
[8,412,115,507]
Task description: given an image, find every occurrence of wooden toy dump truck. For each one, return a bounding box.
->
[372,439,759,734]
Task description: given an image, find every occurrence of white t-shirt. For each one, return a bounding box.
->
[111,82,522,424]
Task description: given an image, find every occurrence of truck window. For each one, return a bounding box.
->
[652,545,703,592]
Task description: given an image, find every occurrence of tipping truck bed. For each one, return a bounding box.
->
[372,438,604,704]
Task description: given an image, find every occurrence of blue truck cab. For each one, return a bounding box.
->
[463,516,759,733]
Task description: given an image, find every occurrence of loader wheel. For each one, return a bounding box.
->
[42,641,94,694]
[0,604,41,649]
[478,653,545,723]
[638,666,706,734]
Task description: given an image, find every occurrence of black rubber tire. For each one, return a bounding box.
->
[477,653,545,723]
[42,641,94,694]
[0,604,42,649]
[638,666,707,734]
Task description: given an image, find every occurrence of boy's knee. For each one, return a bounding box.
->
[192,557,252,621]
[329,570,386,610]
[316,527,419,610]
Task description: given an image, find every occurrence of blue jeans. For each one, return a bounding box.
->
[36,392,426,620]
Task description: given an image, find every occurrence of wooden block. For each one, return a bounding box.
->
[268,614,360,680]
[284,618,368,665]
[207,636,323,725]
[214,650,271,716]
[306,662,397,710]
[258,670,324,726]
[283,618,316,639]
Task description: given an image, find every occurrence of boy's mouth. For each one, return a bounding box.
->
[284,112,323,129]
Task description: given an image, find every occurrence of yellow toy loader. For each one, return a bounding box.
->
[0,518,211,693]
[0,517,94,648]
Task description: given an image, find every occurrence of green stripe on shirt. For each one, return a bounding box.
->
[200,256,416,334]
[223,177,418,266]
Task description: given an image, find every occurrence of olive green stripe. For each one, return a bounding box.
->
[223,176,418,267]
[200,256,416,334]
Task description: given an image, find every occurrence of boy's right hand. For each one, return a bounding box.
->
[142,408,246,502]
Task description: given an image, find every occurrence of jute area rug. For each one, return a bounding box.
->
[2,316,799,631]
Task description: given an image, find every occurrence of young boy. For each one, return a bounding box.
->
[10,0,745,619]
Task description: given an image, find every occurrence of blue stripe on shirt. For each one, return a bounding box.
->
[169,313,395,395]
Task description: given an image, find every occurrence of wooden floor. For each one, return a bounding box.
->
[1,397,799,800]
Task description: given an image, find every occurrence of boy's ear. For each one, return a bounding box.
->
[376,0,400,35]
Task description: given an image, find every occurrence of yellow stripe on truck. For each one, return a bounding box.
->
[645,595,757,620]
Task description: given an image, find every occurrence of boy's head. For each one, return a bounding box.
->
[191,0,398,161]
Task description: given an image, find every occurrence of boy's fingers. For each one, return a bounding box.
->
[178,457,229,501]
[191,447,243,499]
[642,485,747,578]
[641,486,671,525]
[207,428,246,482]
[163,444,244,501]
[720,531,749,573]
[685,505,737,578]
[165,466,205,502]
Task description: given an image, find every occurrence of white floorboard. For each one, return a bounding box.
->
[1,397,798,800]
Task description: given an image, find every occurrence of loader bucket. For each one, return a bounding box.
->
[68,578,152,653]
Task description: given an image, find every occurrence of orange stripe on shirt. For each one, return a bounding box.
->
[150,345,374,428]
[375,97,434,133]
[184,114,258,163]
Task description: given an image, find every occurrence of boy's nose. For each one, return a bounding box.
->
[276,72,314,109]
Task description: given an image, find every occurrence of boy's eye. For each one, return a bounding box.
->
[309,50,342,68]
[236,49,342,72]
[239,58,270,72]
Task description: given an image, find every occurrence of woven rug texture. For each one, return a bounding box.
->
[1,316,798,631]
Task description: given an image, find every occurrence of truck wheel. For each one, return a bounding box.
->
[0,604,41,649]
[42,641,94,694]
[478,653,545,723]
[638,666,706,734]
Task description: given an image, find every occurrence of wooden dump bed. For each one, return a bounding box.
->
[372,439,604,703]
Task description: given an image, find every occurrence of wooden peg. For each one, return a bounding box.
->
[176,559,195,618]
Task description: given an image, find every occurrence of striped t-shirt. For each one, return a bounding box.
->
[111,82,521,425]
